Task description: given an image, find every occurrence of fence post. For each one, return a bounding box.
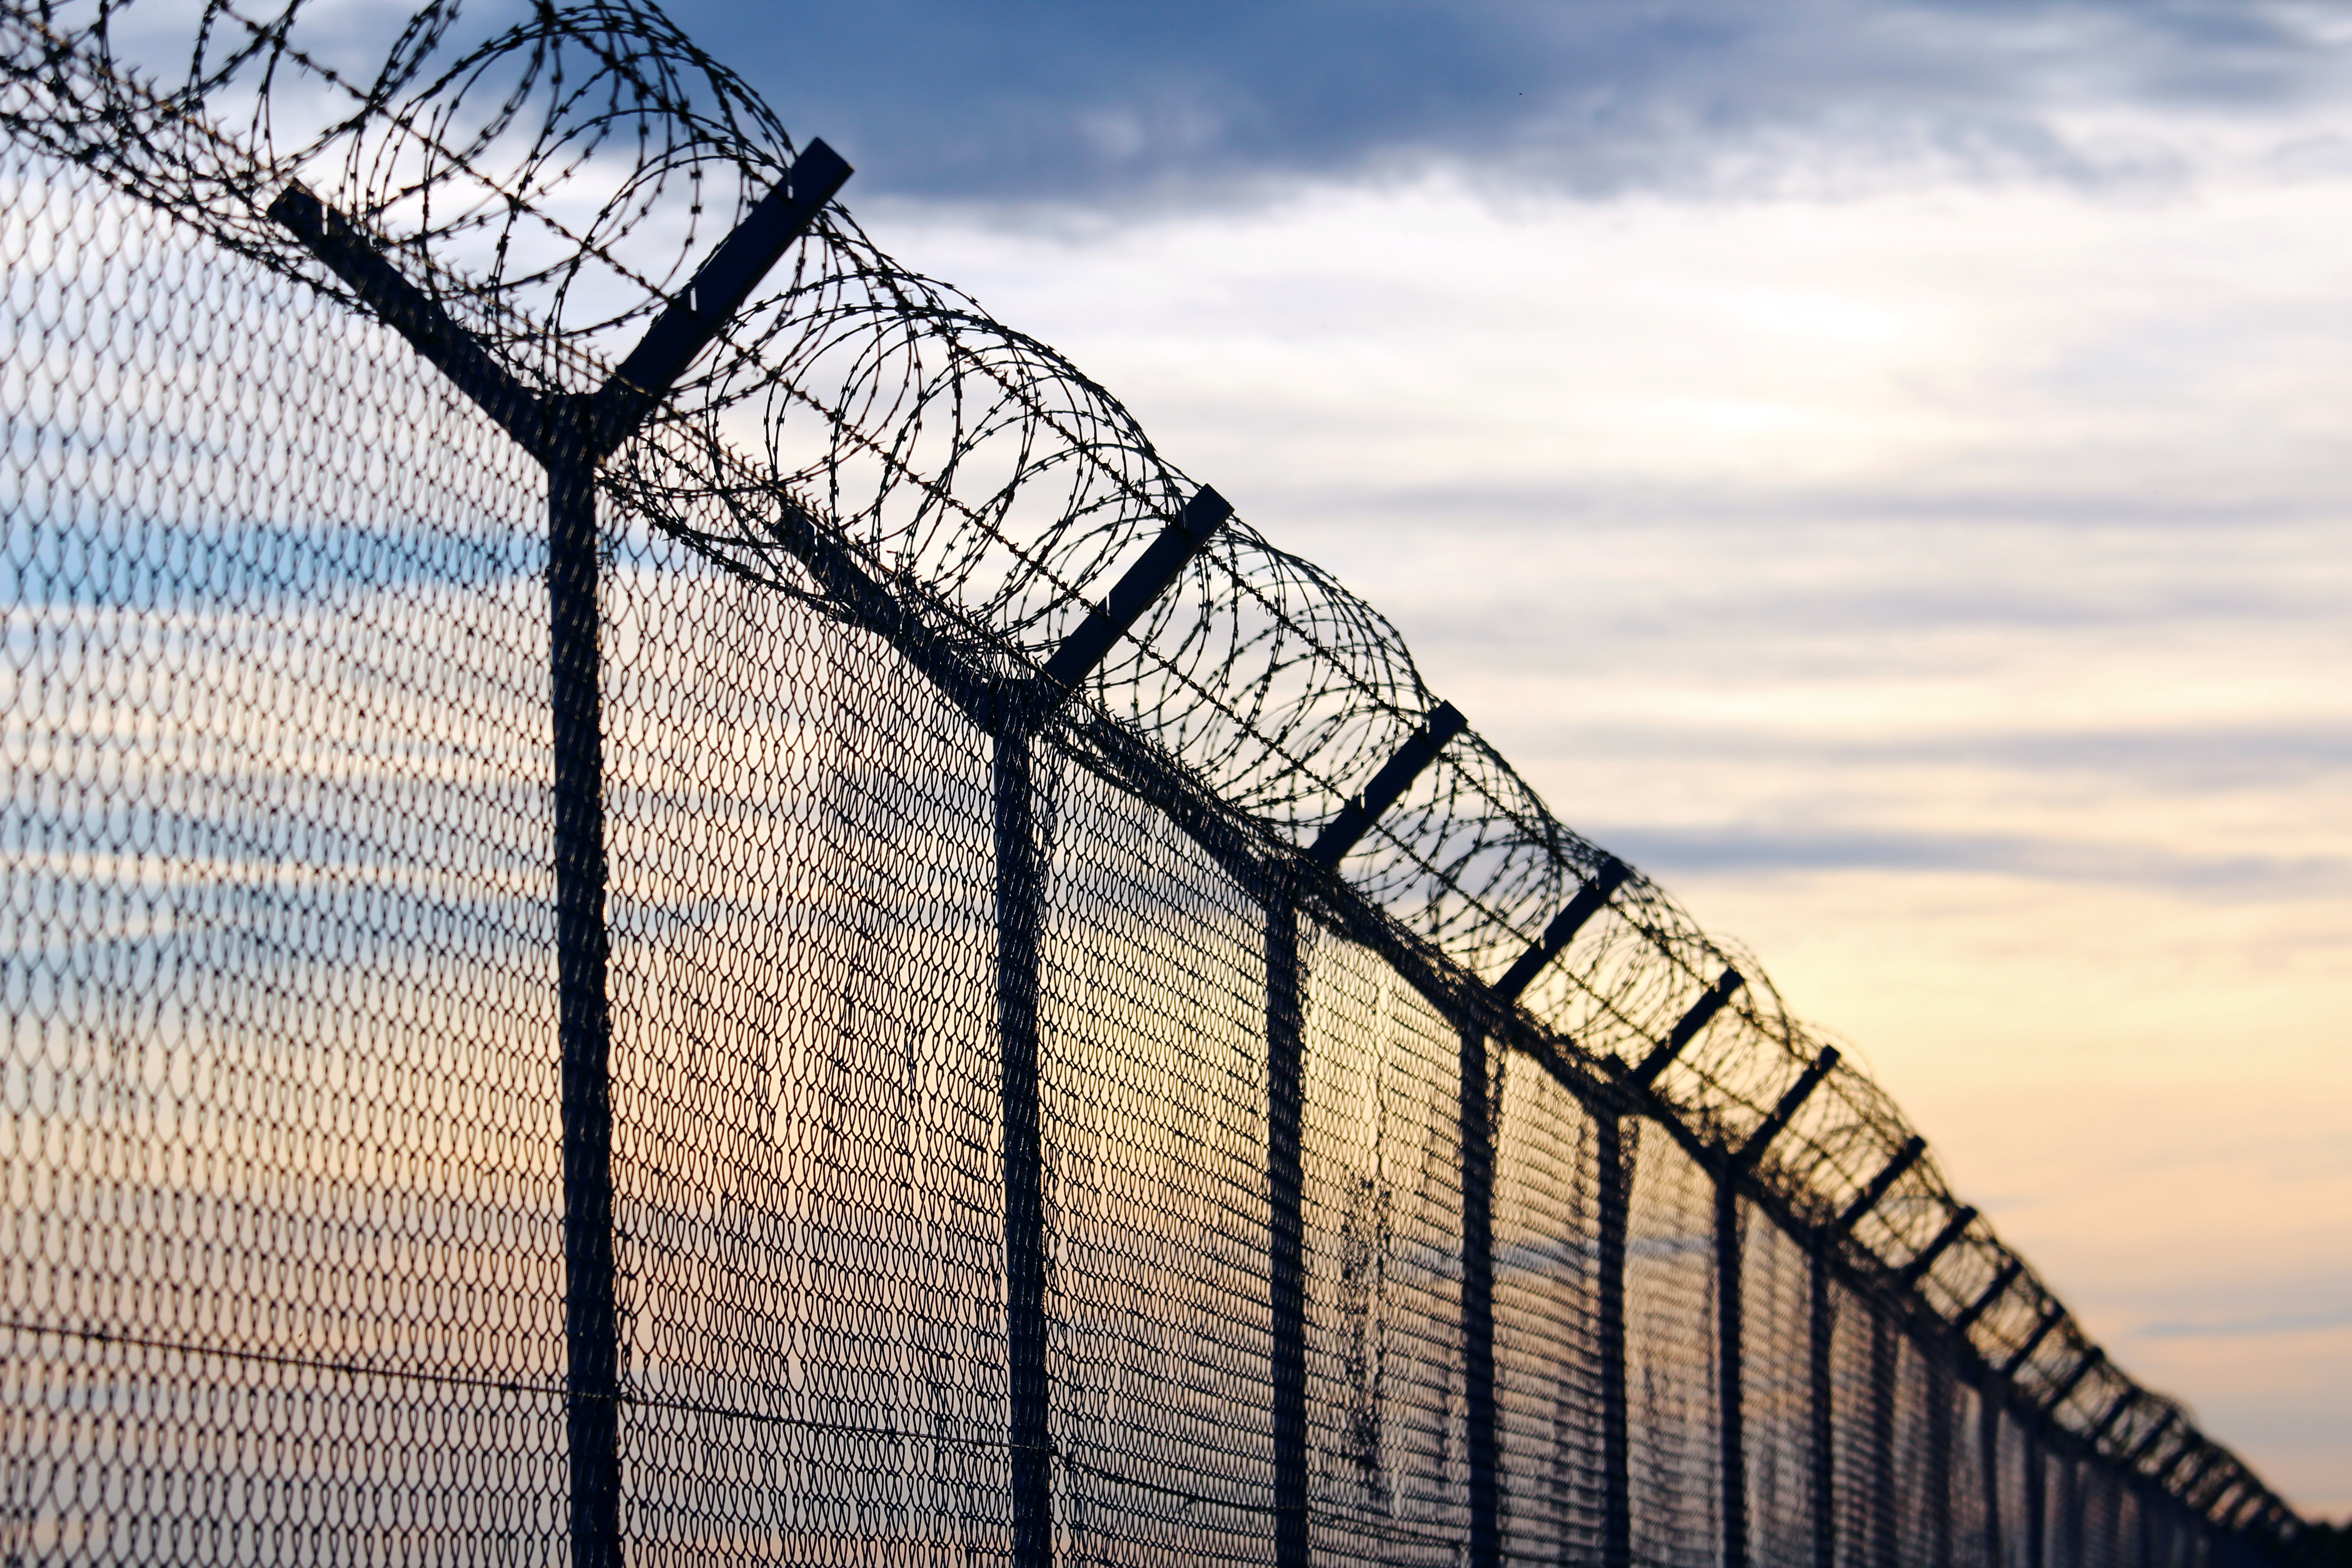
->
[549,413,620,1568]
[1596,1112,1632,1568]
[1296,700,1472,1556]
[1460,1024,1501,1568]
[1810,1235,1837,1568]
[1926,1350,1956,1568]
[2063,1456,2086,1568]
[1984,1389,2006,1568]
[1267,887,1309,1568]
[1717,1173,1747,1568]
[269,148,851,1568]
[995,707,1053,1568]
[1016,482,1239,1561]
[2026,1429,2047,1568]
[1869,1309,1898,1568]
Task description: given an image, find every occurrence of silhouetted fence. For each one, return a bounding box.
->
[0,2,2304,1563]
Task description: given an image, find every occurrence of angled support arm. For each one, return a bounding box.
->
[270,186,549,458]
[1895,1204,1978,1288]
[2194,1463,2245,1519]
[2152,1438,2204,1489]
[588,139,854,456]
[2039,1346,2104,1414]
[1626,966,1745,1089]
[1998,1301,2063,1378]
[1951,1255,2024,1337]
[1307,702,1469,869]
[1831,1134,1927,1236]
[2198,1471,2249,1519]
[2085,1387,2141,1448]
[1732,1045,1840,1171]
[274,137,853,469]
[1493,856,1631,1003]
[2163,1444,2216,1495]
[2126,1409,2180,1468]
[1039,487,1233,696]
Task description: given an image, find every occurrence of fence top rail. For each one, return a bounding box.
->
[0,0,2301,1544]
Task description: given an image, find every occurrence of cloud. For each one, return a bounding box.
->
[663,0,2352,209]
[2140,1306,2352,1339]
[1577,822,2352,897]
[1536,721,2352,793]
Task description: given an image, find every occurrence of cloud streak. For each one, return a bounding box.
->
[667,0,2352,208]
[1588,823,2352,897]
[2140,1306,2352,1340]
[1532,721,2352,793]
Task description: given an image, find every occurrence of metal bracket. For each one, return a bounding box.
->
[1733,1046,1839,1170]
[1493,856,1631,1003]
[1626,966,1744,1088]
[590,141,854,455]
[1831,1134,1926,1235]
[2190,1462,2241,1520]
[1950,1256,2024,1337]
[1894,1204,1977,1288]
[1039,487,1233,697]
[273,138,851,470]
[2126,1409,2180,1467]
[1307,702,1469,869]
[1998,1301,2062,1378]
[2162,1444,2215,1495]
[2040,1346,2104,1413]
[2200,1473,2249,1519]
[270,186,549,457]
[2085,1387,2141,1448]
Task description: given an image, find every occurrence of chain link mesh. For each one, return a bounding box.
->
[0,2,2307,1561]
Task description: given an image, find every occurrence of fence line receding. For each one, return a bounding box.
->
[0,0,2304,1562]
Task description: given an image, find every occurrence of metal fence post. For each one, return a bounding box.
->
[1926,1351,1956,1568]
[2063,1456,2085,1568]
[995,709,1053,1568]
[1596,1113,1632,1568]
[1285,699,1469,1560]
[270,148,851,1568]
[2026,1430,2048,1568]
[2091,1469,2114,1568]
[1810,1235,1837,1568]
[1460,1024,1501,1568]
[1267,888,1309,1568]
[1717,1173,1748,1568]
[1011,484,1235,1568]
[1984,1389,2006,1568]
[1869,1309,1898,1568]
[550,414,620,1568]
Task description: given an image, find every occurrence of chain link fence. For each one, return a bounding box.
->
[0,1,2306,1562]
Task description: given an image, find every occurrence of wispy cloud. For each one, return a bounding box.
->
[1516,722,2352,793]
[1587,823,2352,897]
[2140,1306,2352,1340]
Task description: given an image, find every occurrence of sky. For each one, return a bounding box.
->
[651,0,2352,1515]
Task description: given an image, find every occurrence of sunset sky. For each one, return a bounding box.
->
[667,0,2352,1515]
